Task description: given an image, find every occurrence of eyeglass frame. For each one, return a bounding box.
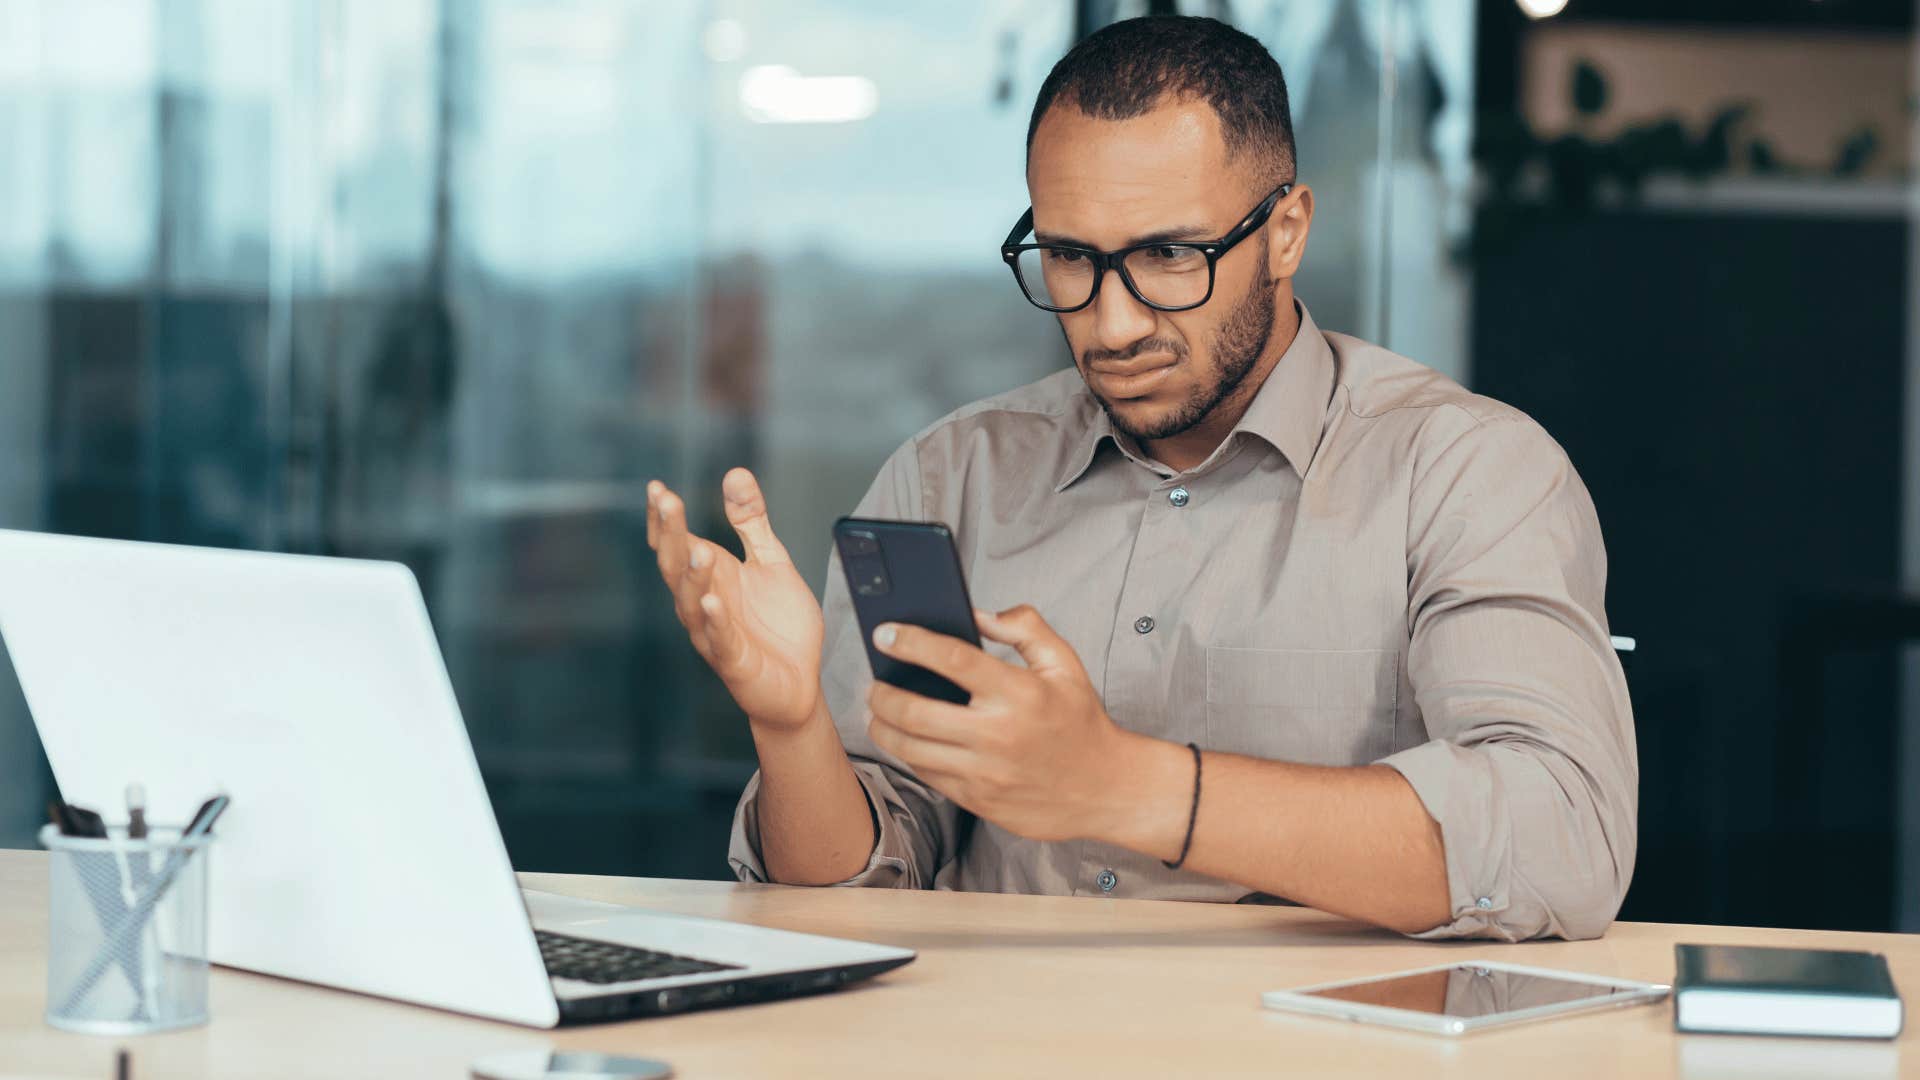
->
[999,181,1295,314]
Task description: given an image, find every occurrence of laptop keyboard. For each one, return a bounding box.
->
[536,930,743,985]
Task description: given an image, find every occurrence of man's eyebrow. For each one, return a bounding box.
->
[1126,225,1215,246]
[1032,224,1216,248]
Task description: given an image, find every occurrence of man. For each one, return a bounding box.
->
[646,15,1634,941]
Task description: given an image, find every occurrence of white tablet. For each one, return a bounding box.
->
[1262,961,1670,1036]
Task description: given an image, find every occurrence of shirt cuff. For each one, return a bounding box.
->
[727,763,917,888]
[1377,739,1520,940]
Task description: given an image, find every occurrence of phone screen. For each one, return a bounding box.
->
[1300,965,1634,1019]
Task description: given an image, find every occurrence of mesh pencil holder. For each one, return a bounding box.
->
[40,823,212,1034]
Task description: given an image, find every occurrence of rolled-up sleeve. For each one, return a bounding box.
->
[1378,412,1637,941]
[727,437,966,888]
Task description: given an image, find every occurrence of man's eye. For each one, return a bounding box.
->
[1046,249,1087,265]
[1139,245,1207,271]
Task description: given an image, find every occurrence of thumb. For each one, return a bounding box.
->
[975,605,1077,675]
[721,468,792,566]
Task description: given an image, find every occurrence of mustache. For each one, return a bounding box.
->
[1080,337,1188,368]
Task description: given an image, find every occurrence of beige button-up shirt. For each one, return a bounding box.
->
[730,301,1637,941]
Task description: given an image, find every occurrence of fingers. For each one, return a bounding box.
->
[975,605,1076,674]
[699,589,749,675]
[867,681,975,746]
[651,485,693,585]
[649,482,719,645]
[868,710,975,781]
[645,479,759,684]
[674,541,720,645]
[685,536,718,596]
[872,622,1000,695]
[722,468,793,566]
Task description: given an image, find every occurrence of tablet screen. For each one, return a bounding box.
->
[1299,965,1634,1019]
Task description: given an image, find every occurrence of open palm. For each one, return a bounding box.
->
[647,469,824,731]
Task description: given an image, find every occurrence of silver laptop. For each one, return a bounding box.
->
[0,529,913,1027]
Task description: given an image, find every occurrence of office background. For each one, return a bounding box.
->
[0,0,1914,935]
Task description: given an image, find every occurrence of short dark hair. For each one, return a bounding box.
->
[1027,15,1296,184]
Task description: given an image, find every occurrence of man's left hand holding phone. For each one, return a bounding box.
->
[646,470,1164,883]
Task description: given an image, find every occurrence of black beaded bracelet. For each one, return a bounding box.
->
[1162,742,1203,870]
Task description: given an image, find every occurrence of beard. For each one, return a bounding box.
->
[1087,254,1276,444]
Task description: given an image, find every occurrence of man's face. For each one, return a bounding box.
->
[1026,98,1281,443]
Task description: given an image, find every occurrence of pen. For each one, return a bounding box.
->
[123,785,151,890]
[126,785,147,841]
[58,794,230,1016]
[49,800,149,1006]
[122,784,158,1020]
[63,802,107,839]
[178,795,229,838]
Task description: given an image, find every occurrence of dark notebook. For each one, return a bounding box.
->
[1674,944,1903,1039]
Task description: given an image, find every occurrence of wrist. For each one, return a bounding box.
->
[746,690,832,747]
[1086,730,1194,862]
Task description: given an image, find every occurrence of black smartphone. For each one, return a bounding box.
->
[833,516,982,705]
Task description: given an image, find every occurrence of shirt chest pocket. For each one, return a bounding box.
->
[1204,647,1398,766]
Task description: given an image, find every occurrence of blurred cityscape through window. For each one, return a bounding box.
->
[0,0,1469,876]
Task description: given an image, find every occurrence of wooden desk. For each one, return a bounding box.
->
[1,849,1913,1078]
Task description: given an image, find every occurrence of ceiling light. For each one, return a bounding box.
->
[738,65,877,124]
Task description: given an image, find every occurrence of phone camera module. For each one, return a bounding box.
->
[848,552,891,597]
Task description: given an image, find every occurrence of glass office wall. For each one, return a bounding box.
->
[0,0,1471,872]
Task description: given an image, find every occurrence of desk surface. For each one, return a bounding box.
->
[1,848,1914,1079]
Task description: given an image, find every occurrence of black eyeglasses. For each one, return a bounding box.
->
[1000,182,1293,313]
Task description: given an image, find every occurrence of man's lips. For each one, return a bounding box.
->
[1089,359,1178,399]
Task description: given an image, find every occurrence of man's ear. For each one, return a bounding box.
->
[1268,184,1313,281]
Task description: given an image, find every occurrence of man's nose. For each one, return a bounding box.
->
[1090,268,1157,354]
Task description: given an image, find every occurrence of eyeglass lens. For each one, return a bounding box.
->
[1012,245,1212,311]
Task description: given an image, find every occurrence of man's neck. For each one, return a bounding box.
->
[1141,295,1302,473]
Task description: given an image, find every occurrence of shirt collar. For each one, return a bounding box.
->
[1053,299,1336,493]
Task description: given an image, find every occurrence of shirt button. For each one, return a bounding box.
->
[1475,896,1494,910]
[1167,486,1190,508]
[1133,615,1155,635]
[1096,868,1118,893]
